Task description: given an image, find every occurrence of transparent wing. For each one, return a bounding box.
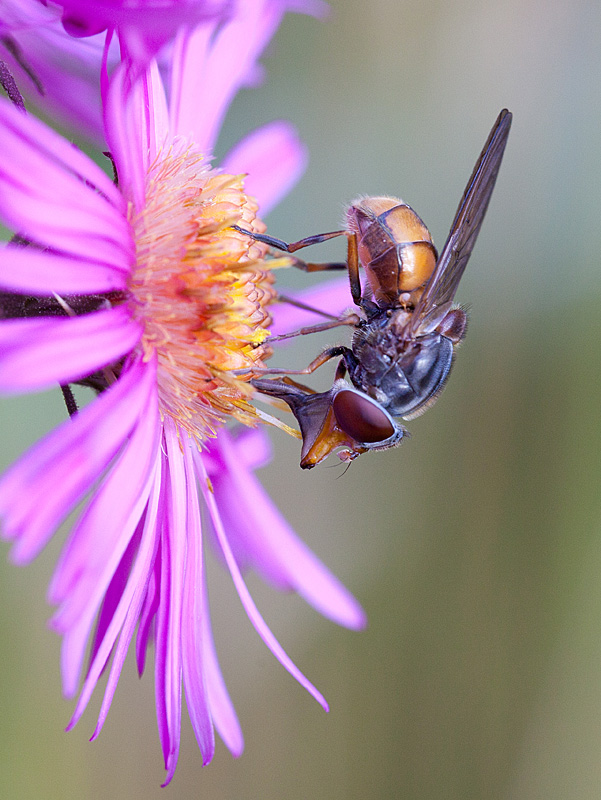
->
[409,109,512,331]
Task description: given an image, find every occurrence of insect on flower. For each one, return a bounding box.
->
[235,109,512,468]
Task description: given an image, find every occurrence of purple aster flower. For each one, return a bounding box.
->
[0,10,362,787]
[0,0,327,144]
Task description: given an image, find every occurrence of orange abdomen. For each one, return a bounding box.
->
[347,196,437,307]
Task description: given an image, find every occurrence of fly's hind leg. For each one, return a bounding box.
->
[268,293,361,343]
[237,346,354,377]
[267,315,361,343]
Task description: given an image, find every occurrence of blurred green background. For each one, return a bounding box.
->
[3,0,601,797]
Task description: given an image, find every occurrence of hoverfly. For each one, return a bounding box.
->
[235,109,512,468]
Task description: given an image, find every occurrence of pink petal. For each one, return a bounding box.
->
[1,16,110,145]
[0,192,132,266]
[90,482,161,739]
[54,370,160,697]
[87,524,142,672]
[0,129,128,234]
[155,418,187,784]
[49,363,159,614]
[59,0,230,59]
[194,450,329,712]
[204,427,272,475]
[136,557,159,676]
[170,1,291,152]
[168,24,212,140]
[180,433,215,765]
[0,245,128,295]
[0,95,124,209]
[146,59,170,155]
[104,62,149,212]
[0,305,142,394]
[105,59,170,193]
[199,573,244,758]
[0,99,132,264]
[0,0,56,31]
[211,429,366,630]
[0,355,154,563]
[67,457,162,735]
[221,121,308,217]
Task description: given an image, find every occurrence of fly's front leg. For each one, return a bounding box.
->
[284,233,362,308]
[231,225,348,272]
[231,226,346,253]
[231,225,363,307]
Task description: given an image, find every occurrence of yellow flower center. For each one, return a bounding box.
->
[127,145,282,440]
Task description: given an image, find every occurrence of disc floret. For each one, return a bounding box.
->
[129,146,278,439]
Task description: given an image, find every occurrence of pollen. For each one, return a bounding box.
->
[128,145,282,440]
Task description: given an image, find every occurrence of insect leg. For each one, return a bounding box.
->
[276,293,343,320]
[267,316,360,343]
[233,222,363,308]
[288,257,348,273]
[334,359,348,380]
[267,296,361,342]
[286,233,362,309]
[232,225,351,274]
[231,225,346,253]
[239,346,353,377]
[346,231,362,306]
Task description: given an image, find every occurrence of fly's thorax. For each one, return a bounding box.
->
[382,332,455,418]
[350,317,396,383]
[348,313,456,418]
[349,307,411,375]
[346,196,437,307]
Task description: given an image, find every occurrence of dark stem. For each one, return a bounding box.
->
[0,60,25,111]
[60,385,79,418]
[1,36,44,95]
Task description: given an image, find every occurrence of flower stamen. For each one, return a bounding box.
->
[128,144,283,441]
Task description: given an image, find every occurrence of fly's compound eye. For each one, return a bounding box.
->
[332,389,397,444]
[251,377,405,468]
